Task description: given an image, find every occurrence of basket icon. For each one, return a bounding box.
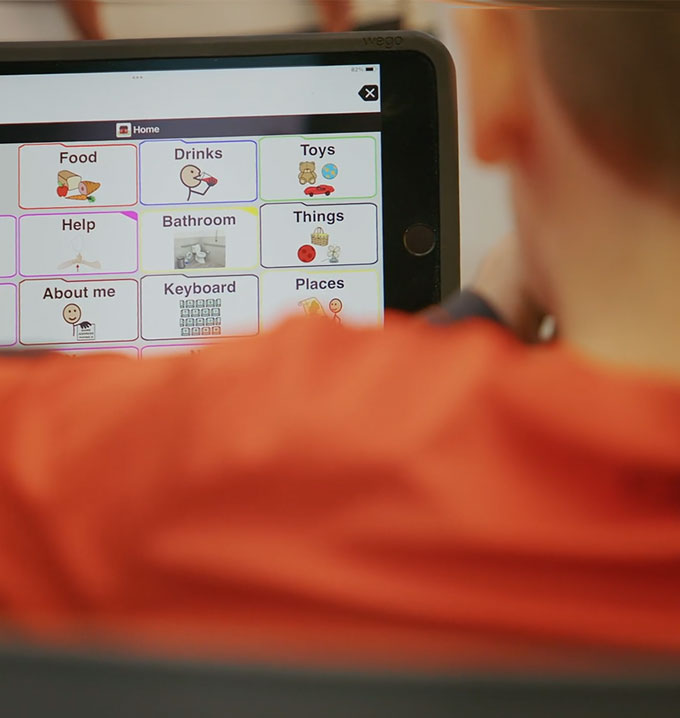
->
[311,226,329,246]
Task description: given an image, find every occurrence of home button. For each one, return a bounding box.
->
[403,224,436,256]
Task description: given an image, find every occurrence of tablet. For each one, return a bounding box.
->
[0,32,459,357]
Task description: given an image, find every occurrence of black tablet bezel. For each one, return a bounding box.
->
[0,32,459,315]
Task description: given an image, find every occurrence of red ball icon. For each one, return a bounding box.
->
[297,244,316,263]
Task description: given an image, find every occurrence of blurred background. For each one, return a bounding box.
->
[0,0,514,284]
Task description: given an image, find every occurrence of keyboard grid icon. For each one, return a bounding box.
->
[179,298,222,336]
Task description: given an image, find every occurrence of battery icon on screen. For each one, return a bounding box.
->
[366,67,375,71]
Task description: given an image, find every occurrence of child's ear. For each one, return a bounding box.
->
[458,9,533,164]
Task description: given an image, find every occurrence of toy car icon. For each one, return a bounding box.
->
[304,184,335,197]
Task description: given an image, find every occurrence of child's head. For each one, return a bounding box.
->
[458,5,680,313]
[461,5,680,195]
[534,8,679,199]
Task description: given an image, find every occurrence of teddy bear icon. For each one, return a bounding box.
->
[298,161,317,185]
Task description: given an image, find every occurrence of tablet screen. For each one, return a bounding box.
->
[0,59,385,356]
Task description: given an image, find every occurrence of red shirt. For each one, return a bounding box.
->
[1,316,679,668]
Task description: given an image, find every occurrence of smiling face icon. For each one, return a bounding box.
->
[180,164,203,189]
[63,303,82,325]
[329,298,343,314]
